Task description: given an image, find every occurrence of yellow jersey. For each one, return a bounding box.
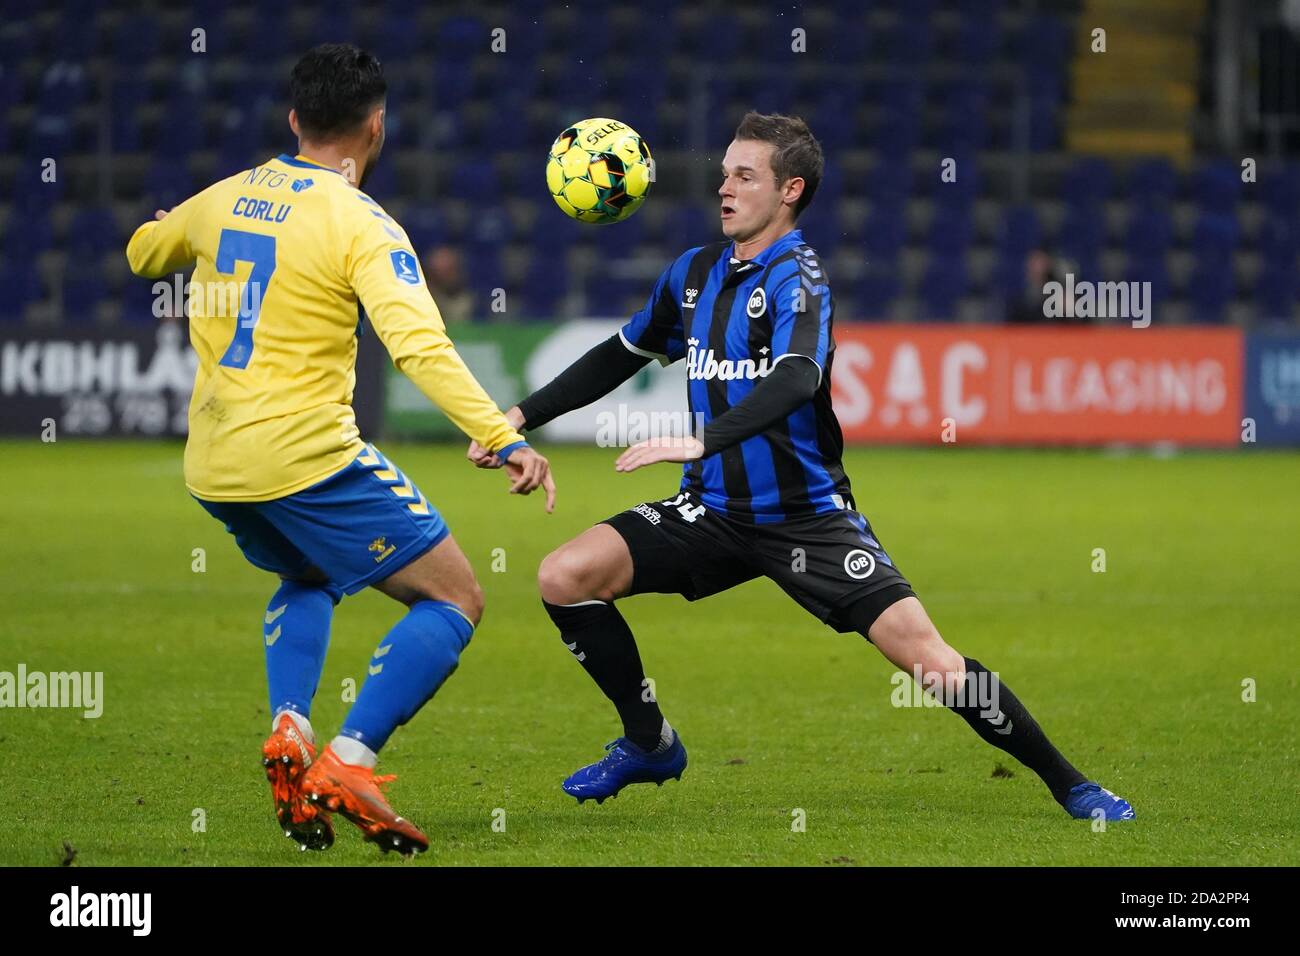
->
[125,153,524,501]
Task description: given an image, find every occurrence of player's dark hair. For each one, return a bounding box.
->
[733,111,824,216]
[290,43,387,141]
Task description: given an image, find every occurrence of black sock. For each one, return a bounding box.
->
[543,600,664,751]
[947,658,1088,805]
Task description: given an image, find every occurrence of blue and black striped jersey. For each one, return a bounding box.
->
[620,228,850,521]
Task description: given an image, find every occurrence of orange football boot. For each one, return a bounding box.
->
[301,745,429,856]
[261,713,334,851]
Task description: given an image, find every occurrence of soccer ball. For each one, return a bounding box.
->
[546,118,654,224]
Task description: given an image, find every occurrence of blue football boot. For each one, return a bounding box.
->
[562,732,688,803]
[1064,782,1135,821]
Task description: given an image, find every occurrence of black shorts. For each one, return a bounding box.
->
[602,490,915,633]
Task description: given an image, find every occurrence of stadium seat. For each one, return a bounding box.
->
[0,257,44,320]
[1062,157,1113,206]
[921,256,968,319]
[1128,159,1178,204]
[1191,161,1242,214]
[1126,206,1173,263]
[1255,261,1299,318]
[63,268,107,321]
[1187,263,1235,323]
[66,207,119,257]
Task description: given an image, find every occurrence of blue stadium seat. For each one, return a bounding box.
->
[928,205,972,259]
[1191,161,1242,214]
[992,251,1026,301]
[121,273,161,324]
[524,250,568,317]
[871,113,920,163]
[921,256,968,319]
[303,4,355,50]
[858,269,902,320]
[1126,253,1171,309]
[66,206,119,257]
[1128,158,1177,204]
[1258,163,1300,217]
[404,207,447,253]
[1000,204,1041,258]
[1062,156,1112,206]
[798,202,838,256]
[879,18,934,65]
[436,16,488,63]
[0,257,43,319]
[1192,211,1240,257]
[63,268,107,320]
[863,205,908,265]
[952,9,1001,65]
[113,14,160,62]
[1187,261,1234,323]
[1255,261,1299,318]
[1257,213,1299,267]
[1126,206,1173,262]
[665,204,712,248]
[245,10,292,60]
[3,215,53,260]
[1058,205,1105,267]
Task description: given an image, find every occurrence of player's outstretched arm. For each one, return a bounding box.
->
[466,334,649,469]
[348,223,556,509]
[125,199,198,278]
[615,357,820,473]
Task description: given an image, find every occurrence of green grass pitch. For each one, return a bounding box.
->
[1,440,1296,866]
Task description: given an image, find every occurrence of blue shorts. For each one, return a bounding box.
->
[195,444,449,596]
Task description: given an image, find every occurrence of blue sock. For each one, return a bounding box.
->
[339,600,475,752]
[264,579,339,719]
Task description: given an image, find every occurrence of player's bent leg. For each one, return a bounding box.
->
[537,523,634,604]
[540,522,687,803]
[191,496,342,851]
[371,531,485,621]
[303,536,483,856]
[851,592,1134,821]
[865,594,965,694]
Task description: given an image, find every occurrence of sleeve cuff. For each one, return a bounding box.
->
[769,352,824,388]
[618,329,673,368]
[494,440,529,463]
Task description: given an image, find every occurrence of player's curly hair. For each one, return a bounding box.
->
[734,112,824,217]
[290,43,387,141]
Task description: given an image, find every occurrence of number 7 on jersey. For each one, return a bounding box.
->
[216,228,277,369]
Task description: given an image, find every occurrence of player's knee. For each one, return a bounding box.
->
[876,613,960,676]
[455,580,485,627]
[538,545,606,605]
[916,638,964,691]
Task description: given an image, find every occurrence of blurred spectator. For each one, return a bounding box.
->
[423,245,475,324]
[1005,247,1088,324]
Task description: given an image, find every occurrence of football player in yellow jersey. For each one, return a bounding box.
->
[126,44,555,856]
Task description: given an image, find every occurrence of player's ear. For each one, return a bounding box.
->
[288,109,300,139]
[783,176,805,210]
[369,106,385,142]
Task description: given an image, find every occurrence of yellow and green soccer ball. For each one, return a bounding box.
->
[546,118,654,224]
